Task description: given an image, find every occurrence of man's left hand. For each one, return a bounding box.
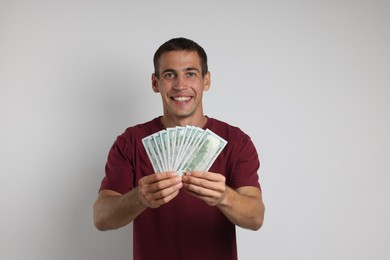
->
[182,171,226,206]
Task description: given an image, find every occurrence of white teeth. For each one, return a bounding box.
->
[173,96,191,101]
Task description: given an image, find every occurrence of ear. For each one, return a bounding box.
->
[151,73,160,93]
[203,71,211,91]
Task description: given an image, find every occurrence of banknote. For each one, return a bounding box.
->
[180,129,227,172]
[142,126,227,174]
[176,127,204,171]
[166,127,176,170]
[142,136,162,173]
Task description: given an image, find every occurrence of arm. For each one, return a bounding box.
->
[218,185,264,230]
[93,171,183,231]
[93,188,145,231]
[182,171,265,230]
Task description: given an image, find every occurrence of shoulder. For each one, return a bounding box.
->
[121,117,163,139]
[206,117,251,143]
[114,117,163,147]
[206,117,258,160]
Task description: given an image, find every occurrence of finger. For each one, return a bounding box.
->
[183,187,222,206]
[152,181,183,200]
[140,171,180,188]
[140,176,182,200]
[154,187,181,205]
[183,174,225,192]
[148,175,182,193]
[150,190,181,208]
[185,171,225,182]
[183,182,221,197]
[146,171,180,184]
[183,176,214,190]
[143,182,182,208]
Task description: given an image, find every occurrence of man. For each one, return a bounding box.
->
[93,37,265,260]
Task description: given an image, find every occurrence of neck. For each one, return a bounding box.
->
[160,115,207,128]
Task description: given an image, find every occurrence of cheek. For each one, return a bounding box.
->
[155,84,168,94]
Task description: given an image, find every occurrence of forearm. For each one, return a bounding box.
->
[217,186,265,230]
[93,188,146,231]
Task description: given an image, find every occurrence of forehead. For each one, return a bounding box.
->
[158,51,202,71]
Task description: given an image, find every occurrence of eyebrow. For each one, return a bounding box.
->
[184,67,200,72]
[161,67,200,74]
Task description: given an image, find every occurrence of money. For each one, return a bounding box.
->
[142,126,227,174]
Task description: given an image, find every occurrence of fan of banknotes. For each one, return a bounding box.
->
[142,126,227,174]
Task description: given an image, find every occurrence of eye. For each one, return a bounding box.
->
[164,72,175,79]
[186,72,197,77]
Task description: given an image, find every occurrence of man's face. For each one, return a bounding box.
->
[152,51,210,122]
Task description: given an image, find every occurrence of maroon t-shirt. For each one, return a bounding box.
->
[99,117,261,260]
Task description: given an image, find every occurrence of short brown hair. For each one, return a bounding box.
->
[153,37,208,78]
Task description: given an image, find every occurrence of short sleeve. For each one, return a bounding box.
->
[99,134,134,194]
[230,135,261,190]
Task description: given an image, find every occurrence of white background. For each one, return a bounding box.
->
[1,1,389,259]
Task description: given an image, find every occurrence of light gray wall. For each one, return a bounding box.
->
[1,1,389,259]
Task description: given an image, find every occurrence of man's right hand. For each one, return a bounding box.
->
[138,171,183,208]
[94,171,182,231]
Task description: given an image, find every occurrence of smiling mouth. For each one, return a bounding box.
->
[172,96,192,102]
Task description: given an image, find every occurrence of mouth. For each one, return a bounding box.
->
[171,96,192,102]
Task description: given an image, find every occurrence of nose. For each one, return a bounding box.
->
[173,75,187,90]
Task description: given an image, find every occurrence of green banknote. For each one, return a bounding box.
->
[142,126,227,174]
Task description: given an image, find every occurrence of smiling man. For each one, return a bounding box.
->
[152,50,210,127]
[93,37,265,260]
